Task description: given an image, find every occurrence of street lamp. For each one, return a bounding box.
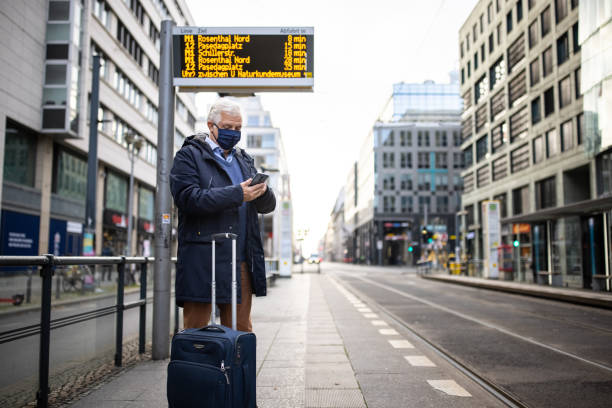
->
[125,133,143,259]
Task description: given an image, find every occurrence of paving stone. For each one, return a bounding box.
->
[305,389,366,408]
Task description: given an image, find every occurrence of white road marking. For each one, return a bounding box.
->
[378,328,399,335]
[404,355,436,367]
[427,380,471,397]
[357,307,372,313]
[363,313,378,319]
[370,320,388,326]
[388,339,414,349]
[353,303,366,308]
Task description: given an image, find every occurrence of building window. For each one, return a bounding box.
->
[541,6,551,37]
[401,196,413,213]
[435,131,447,147]
[557,32,569,66]
[531,96,542,124]
[480,14,484,33]
[561,119,574,151]
[436,196,449,213]
[400,152,412,168]
[477,165,491,188]
[382,130,395,146]
[418,152,430,168]
[475,74,488,104]
[476,136,488,162]
[114,68,143,110]
[489,33,494,54]
[383,196,396,213]
[463,146,473,168]
[543,87,555,117]
[577,113,584,145]
[572,22,580,53]
[125,0,145,24]
[3,120,37,187]
[571,0,578,9]
[54,148,87,201]
[546,128,559,157]
[418,196,431,214]
[93,0,110,28]
[555,0,568,23]
[481,44,486,62]
[418,131,430,147]
[418,173,430,191]
[383,175,395,190]
[454,152,464,169]
[489,57,505,90]
[149,21,160,50]
[473,23,478,42]
[461,68,465,84]
[511,143,530,173]
[462,116,473,141]
[509,69,527,107]
[513,185,530,215]
[533,135,544,163]
[139,187,154,220]
[491,89,506,119]
[116,20,143,66]
[597,150,612,196]
[506,10,513,33]
[491,122,508,153]
[497,23,502,45]
[558,75,571,109]
[468,61,471,78]
[460,42,464,58]
[474,52,479,71]
[507,33,526,72]
[575,67,581,98]
[494,193,508,218]
[510,105,529,142]
[536,176,556,209]
[454,131,461,147]
[400,174,412,190]
[542,46,553,77]
[435,174,449,191]
[148,63,159,85]
[528,0,536,10]
[382,152,395,168]
[529,21,539,49]
[400,130,412,146]
[517,0,524,22]
[435,152,448,168]
[492,155,508,181]
[105,171,128,213]
[530,58,540,86]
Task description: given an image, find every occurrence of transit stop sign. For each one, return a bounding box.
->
[172,27,314,93]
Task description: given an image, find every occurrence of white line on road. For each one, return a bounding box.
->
[427,380,472,397]
[370,320,388,326]
[378,328,399,335]
[353,303,366,308]
[362,313,378,319]
[357,308,372,313]
[404,355,436,367]
[388,339,414,349]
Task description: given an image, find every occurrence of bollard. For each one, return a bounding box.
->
[37,255,54,408]
[139,261,147,354]
[115,258,125,366]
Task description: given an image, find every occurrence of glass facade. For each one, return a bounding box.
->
[3,121,37,187]
[54,149,87,201]
[105,171,127,213]
[392,81,462,120]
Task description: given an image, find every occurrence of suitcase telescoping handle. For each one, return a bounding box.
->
[211,233,238,330]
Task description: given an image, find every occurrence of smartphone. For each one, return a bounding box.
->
[249,173,269,186]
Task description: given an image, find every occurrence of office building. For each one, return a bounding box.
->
[1,0,198,258]
[458,0,611,290]
[345,79,463,265]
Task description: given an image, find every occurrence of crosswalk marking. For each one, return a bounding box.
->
[427,380,471,397]
[363,313,378,319]
[378,328,399,335]
[353,303,366,308]
[370,320,388,326]
[404,355,436,367]
[388,339,414,349]
[357,307,372,313]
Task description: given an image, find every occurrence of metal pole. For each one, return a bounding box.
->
[153,19,175,360]
[126,145,135,257]
[85,55,100,251]
[139,260,147,354]
[115,259,125,366]
[37,255,54,408]
[232,238,237,330]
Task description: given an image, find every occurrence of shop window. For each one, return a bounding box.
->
[105,171,128,213]
[3,120,37,187]
[53,148,87,202]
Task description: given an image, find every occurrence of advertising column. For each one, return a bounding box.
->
[482,200,501,279]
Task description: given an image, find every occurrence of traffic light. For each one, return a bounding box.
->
[513,239,520,247]
[408,246,414,252]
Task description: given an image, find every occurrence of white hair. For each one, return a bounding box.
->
[207,98,242,124]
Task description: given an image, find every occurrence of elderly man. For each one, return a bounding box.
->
[170,98,275,332]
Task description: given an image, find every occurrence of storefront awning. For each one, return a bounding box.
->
[503,196,612,224]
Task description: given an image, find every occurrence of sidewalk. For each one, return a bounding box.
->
[421,273,612,309]
[69,273,367,408]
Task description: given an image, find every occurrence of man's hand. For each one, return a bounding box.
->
[240,179,267,202]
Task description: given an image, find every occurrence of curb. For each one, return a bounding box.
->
[421,274,612,309]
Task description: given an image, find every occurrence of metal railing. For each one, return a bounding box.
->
[0,255,153,408]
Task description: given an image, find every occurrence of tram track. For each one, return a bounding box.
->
[332,269,612,408]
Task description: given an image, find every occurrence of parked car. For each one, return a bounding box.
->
[308,254,322,264]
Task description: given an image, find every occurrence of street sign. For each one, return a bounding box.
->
[172,27,314,92]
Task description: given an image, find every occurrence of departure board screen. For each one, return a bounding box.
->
[172,27,314,92]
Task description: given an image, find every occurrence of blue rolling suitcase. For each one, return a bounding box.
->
[167,233,257,408]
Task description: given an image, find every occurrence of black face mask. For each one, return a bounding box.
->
[214,124,241,150]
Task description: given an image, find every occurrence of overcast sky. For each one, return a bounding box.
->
[184,0,476,254]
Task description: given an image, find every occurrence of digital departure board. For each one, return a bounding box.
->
[172,27,314,92]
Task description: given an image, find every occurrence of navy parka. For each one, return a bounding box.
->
[170,134,276,307]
